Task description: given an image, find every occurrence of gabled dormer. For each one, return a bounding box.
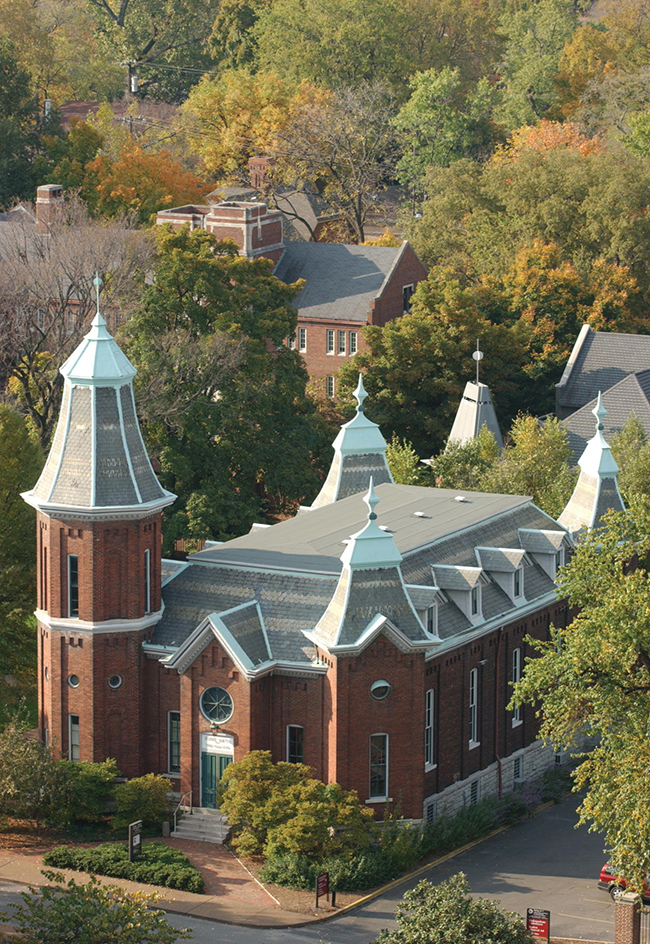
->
[517,529,568,580]
[431,565,486,625]
[405,585,442,638]
[474,547,528,604]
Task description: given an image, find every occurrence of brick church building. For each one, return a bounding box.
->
[23,308,623,825]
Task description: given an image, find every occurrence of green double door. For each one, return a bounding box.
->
[201,753,232,808]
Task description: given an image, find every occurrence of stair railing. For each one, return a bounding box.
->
[172,791,193,833]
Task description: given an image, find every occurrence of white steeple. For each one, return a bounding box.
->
[444,342,503,449]
[340,478,403,570]
[311,374,393,507]
[558,391,625,536]
[23,276,175,517]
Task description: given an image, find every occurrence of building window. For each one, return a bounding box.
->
[337,330,346,354]
[555,548,564,576]
[369,734,388,799]
[514,755,523,783]
[426,604,437,636]
[168,711,180,773]
[325,375,335,399]
[425,689,435,767]
[67,554,79,618]
[326,329,335,353]
[514,566,523,598]
[402,284,415,313]
[471,585,480,617]
[371,679,391,700]
[512,647,522,726]
[298,327,307,352]
[200,686,234,723]
[286,334,296,349]
[349,331,358,355]
[67,674,79,688]
[144,549,151,615]
[287,725,304,764]
[69,714,80,762]
[36,309,45,331]
[469,667,479,746]
[108,675,122,689]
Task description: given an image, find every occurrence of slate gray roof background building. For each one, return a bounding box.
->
[563,370,650,463]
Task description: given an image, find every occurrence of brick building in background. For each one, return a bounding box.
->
[157,199,427,398]
[25,314,627,834]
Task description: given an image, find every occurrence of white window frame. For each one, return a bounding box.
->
[67,553,79,618]
[287,334,296,350]
[471,585,481,618]
[286,724,305,764]
[144,549,151,615]
[325,376,335,399]
[469,667,480,747]
[402,284,414,313]
[514,566,523,599]
[326,329,335,354]
[425,689,435,769]
[426,603,437,636]
[337,329,346,355]
[69,713,80,762]
[349,331,358,355]
[512,647,522,727]
[368,733,389,801]
[168,710,181,775]
[298,327,307,352]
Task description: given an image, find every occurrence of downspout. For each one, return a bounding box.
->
[494,627,504,798]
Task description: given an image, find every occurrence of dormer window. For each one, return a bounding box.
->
[426,604,437,636]
[471,586,480,616]
[514,567,523,598]
[555,548,564,576]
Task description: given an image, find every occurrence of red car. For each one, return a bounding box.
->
[598,864,650,902]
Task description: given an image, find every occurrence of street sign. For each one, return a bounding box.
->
[129,820,143,862]
[315,871,329,908]
[526,907,550,943]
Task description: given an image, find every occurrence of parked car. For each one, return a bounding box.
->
[598,864,650,902]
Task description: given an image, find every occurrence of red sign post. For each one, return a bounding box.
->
[526,908,551,943]
[315,871,329,908]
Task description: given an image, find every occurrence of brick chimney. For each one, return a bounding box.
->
[204,201,284,265]
[35,184,64,234]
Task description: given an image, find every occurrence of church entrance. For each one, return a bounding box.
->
[199,732,234,809]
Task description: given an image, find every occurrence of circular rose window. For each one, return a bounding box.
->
[108,675,122,689]
[371,679,392,700]
[200,687,234,723]
[67,674,80,688]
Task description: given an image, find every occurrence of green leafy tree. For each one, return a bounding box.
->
[123,226,324,547]
[483,414,576,518]
[0,39,41,207]
[375,872,534,944]
[385,434,429,486]
[610,413,650,502]
[55,759,120,826]
[394,67,498,193]
[209,0,273,68]
[113,774,173,830]
[512,499,650,891]
[427,424,500,490]
[218,750,375,858]
[1,872,190,943]
[496,0,578,129]
[0,707,62,833]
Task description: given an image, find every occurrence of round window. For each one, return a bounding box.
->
[108,675,122,690]
[68,674,80,688]
[371,679,392,700]
[200,687,234,723]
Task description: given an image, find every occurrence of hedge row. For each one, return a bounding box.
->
[43,841,204,893]
[259,766,573,892]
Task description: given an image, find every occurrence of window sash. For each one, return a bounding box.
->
[512,648,522,724]
[369,734,388,798]
[168,711,180,773]
[337,330,346,354]
[287,725,304,764]
[326,330,335,353]
[424,689,434,766]
[469,668,478,743]
[326,376,335,398]
[68,554,79,618]
[426,604,437,635]
[471,586,479,616]
[298,327,307,352]
[144,549,151,615]
[514,568,522,597]
[69,714,80,762]
[349,331,357,354]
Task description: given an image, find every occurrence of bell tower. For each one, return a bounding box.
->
[22,281,175,776]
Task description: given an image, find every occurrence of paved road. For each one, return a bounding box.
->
[0,797,615,944]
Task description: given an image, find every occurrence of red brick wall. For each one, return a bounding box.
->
[268,675,325,779]
[368,244,428,328]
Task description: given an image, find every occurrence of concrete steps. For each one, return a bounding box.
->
[172,808,231,845]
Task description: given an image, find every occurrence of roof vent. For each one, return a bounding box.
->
[454,495,468,503]
[379,525,392,532]
[413,511,429,518]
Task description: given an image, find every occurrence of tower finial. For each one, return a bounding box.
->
[472,339,483,385]
[364,476,379,521]
[354,373,368,415]
[593,391,607,431]
[93,272,102,317]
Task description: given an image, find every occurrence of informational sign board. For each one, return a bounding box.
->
[204,734,235,754]
[129,820,143,862]
[526,908,550,942]
[315,871,329,907]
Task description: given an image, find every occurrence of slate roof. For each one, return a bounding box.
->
[556,325,650,418]
[154,484,566,667]
[273,243,406,322]
[219,602,271,665]
[564,371,650,463]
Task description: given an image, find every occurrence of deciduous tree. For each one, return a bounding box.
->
[385,434,429,486]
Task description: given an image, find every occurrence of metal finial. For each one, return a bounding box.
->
[93,272,102,316]
[472,339,484,384]
[354,373,368,414]
[364,476,379,521]
[593,391,607,431]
